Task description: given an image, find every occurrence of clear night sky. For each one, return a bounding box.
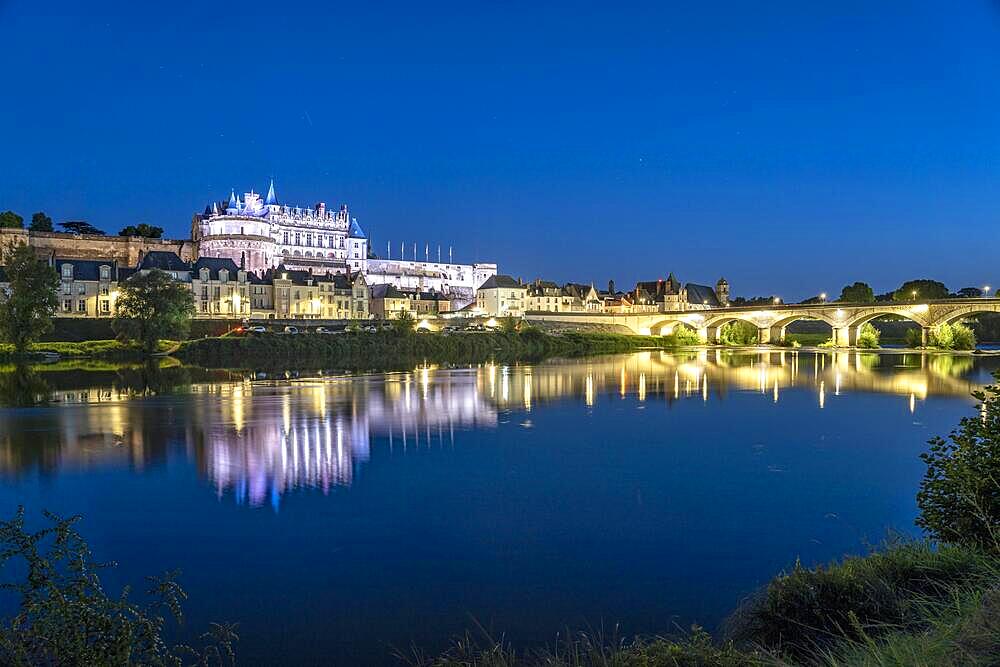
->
[1,1,998,300]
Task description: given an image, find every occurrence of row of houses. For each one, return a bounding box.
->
[1,251,457,321]
[474,274,731,317]
[2,247,730,322]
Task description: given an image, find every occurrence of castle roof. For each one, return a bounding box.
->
[265,179,278,205]
[348,218,366,239]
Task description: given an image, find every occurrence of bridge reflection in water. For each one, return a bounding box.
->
[0,351,994,508]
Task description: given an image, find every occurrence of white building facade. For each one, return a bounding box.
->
[192,181,496,308]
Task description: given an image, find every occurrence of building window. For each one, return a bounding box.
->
[78,284,86,295]
[100,266,110,280]
[213,287,220,298]
[61,264,73,279]
[101,300,109,314]
[201,286,208,299]
[101,286,109,296]
[283,231,289,244]
[63,299,71,311]
[62,283,71,295]
[78,300,86,313]
[295,232,301,246]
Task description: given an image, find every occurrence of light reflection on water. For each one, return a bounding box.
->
[0,351,995,509]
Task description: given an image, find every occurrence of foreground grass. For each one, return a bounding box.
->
[410,541,1000,666]
[177,330,693,370]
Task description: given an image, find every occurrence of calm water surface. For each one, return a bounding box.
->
[0,350,997,665]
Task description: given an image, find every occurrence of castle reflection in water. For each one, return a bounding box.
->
[1,350,994,508]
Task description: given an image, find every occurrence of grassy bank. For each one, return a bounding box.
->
[0,339,178,361]
[408,541,1000,666]
[176,330,693,370]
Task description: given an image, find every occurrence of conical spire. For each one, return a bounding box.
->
[228,189,237,207]
[265,179,277,205]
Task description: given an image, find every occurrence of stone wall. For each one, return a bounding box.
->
[0,228,195,266]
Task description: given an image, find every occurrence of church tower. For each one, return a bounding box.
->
[716,277,730,306]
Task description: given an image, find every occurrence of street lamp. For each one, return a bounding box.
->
[819,292,827,303]
[984,285,991,298]
[911,290,918,301]
[773,297,781,305]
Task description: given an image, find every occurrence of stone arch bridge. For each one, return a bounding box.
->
[526,299,1000,346]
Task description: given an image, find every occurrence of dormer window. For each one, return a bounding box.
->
[219,269,228,283]
[61,264,73,279]
[99,265,110,280]
[200,268,209,281]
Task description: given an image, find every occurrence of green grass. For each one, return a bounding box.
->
[0,339,177,360]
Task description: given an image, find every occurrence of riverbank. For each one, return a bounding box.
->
[175,330,694,370]
[415,541,1000,666]
[0,339,176,361]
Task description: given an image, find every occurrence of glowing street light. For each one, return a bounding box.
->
[984,285,991,298]
[819,292,827,302]
[911,290,918,300]
[773,297,781,305]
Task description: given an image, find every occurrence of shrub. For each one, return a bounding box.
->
[856,322,881,348]
[666,326,701,346]
[718,320,758,346]
[952,323,977,350]
[0,507,237,665]
[723,540,996,660]
[917,373,1000,551]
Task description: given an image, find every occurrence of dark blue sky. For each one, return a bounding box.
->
[2,1,998,299]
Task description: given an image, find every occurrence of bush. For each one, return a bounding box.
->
[718,320,758,346]
[917,373,1000,551]
[856,322,881,348]
[723,540,997,661]
[0,507,237,665]
[928,323,977,350]
[665,326,701,346]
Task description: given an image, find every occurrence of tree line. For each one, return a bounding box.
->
[0,244,193,356]
[0,210,163,238]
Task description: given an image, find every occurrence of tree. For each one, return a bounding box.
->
[917,372,1000,551]
[893,279,949,302]
[719,320,758,346]
[119,223,164,238]
[0,244,59,355]
[856,322,880,348]
[838,282,875,303]
[390,309,416,336]
[60,221,105,235]
[0,507,238,664]
[956,287,983,298]
[0,211,24,229]
[112,269,195,354]
[29,212,53,232]
[499,314,520,333]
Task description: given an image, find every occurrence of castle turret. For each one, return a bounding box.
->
[716,277,730,306]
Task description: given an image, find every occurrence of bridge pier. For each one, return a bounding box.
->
[757,327,772,344]
[921,326,930,348]
[768,325,787,343]
[833,326,855,347]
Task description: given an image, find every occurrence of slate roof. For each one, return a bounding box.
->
[139,251,189,272]
[370,284,407,299]
[685,283,720,307]
[54,258,116,281]
[479,275,522,290]
[193,257,241,280]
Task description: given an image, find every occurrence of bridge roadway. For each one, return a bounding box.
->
[524,298,1000,345]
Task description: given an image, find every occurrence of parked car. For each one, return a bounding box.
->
[465,323,486,332]
[283,326,299,334]
[247,325,267,334]
[315,326,334,334]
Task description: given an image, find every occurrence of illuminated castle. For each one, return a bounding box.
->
[192,180,496,307]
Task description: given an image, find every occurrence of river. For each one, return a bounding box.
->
[0,349,996,664]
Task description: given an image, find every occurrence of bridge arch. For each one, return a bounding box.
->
[931,304,1000,327]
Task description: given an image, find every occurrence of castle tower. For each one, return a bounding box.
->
[716,277,730,306]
